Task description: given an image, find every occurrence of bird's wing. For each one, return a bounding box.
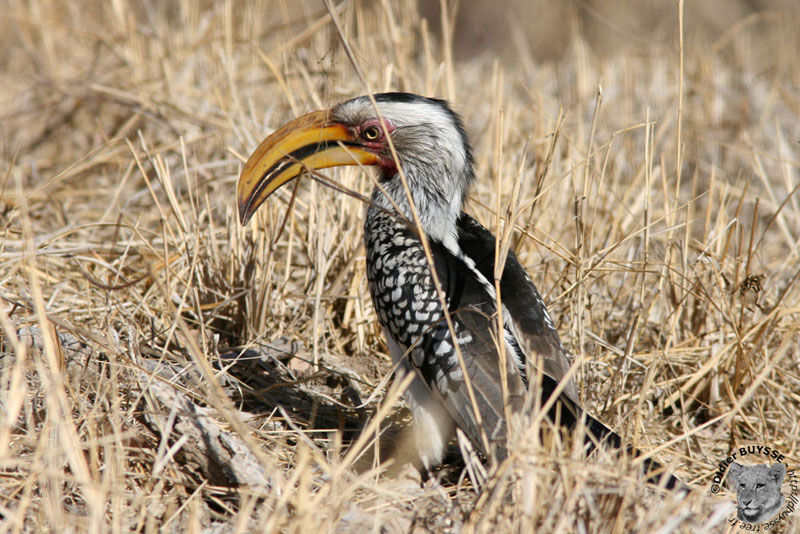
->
[456,213,581,405]
[407,237,528,461]
[445,216,681,489]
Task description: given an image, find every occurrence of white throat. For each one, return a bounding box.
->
[372,168,464,247]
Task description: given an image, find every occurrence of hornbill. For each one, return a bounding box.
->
[237,92,678,489]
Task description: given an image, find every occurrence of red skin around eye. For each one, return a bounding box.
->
[356,118,397,173]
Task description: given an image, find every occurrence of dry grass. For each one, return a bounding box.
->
[1,0,799,532]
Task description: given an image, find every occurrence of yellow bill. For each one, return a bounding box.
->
[237,109,380,224]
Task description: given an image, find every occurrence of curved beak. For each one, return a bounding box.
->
[237,109,380,224]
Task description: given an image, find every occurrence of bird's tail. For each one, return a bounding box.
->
[578,410,683,491]
[538,374,683,491]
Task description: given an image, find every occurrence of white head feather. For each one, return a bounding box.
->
[333,93,475,247]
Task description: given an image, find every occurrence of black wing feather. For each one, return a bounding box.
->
[456,213,580,403]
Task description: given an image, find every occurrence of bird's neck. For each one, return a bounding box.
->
[368,167,466,249]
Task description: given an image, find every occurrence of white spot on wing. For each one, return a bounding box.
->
[435,340,452,355]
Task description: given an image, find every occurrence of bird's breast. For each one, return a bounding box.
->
[364,210,443,347]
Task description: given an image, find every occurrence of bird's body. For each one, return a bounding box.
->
[237,92,678,488]
[365,206,527,466]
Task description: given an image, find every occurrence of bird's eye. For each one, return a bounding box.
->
[362,125,381,141]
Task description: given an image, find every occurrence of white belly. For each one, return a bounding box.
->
[383,327,454,470]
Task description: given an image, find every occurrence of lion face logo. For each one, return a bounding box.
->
[727,462,786,523]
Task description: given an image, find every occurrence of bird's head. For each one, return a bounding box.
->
[237,93,474,242]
